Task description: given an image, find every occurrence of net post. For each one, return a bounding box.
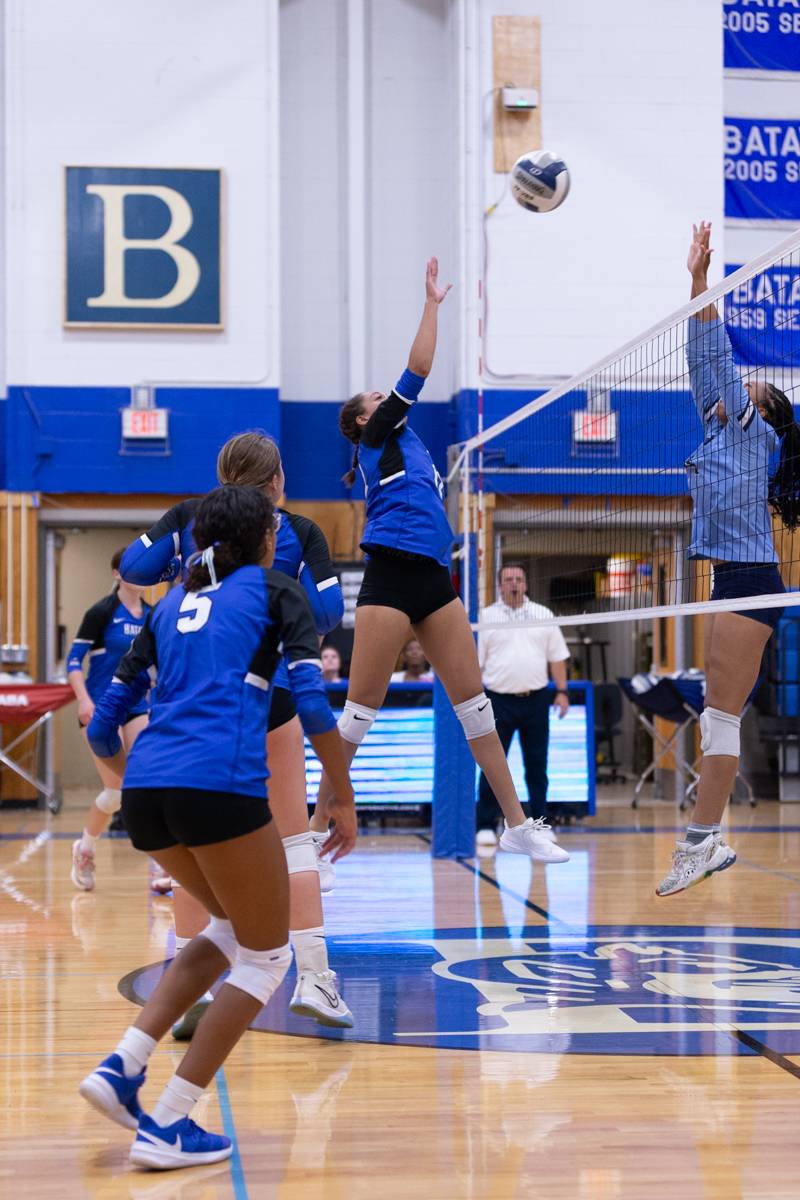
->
[431,451,477,858]
[432,676,475,858]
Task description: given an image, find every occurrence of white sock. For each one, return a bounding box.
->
[291,926,329,975]
[151,1073,204,1128]
[174,935,191,952]
[114,1026,157,1076]
[79,831,98,852]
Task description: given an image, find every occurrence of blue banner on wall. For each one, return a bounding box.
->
[724,1,800,73]
[65,166,222,329]
[725,118,800,220]
[725,262,800,367]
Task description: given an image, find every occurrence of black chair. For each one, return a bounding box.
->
[593,682,623,783]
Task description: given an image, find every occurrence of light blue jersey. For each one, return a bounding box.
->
[685,316,778,563]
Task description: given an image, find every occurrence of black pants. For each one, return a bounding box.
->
[476,688,550,830]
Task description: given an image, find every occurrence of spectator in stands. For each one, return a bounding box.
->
[321,645,343,684]
[476,562,570,850]
[391,638,434,683]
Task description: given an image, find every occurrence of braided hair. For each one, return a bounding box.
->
[339,393,368,487]
[184,485,275,591]
[764,384,800,530]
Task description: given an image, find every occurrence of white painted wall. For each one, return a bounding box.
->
[464,0,725,386]
[4,0,279,388]
[279,0,349,401]
[2,0,726,401]
[279,0,457,403]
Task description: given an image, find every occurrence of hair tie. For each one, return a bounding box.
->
[201,545,218,588]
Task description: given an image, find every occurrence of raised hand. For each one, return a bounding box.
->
[687,222,713,280]
[425,256,453,305]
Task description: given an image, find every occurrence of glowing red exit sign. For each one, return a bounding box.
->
[122,408,169,439]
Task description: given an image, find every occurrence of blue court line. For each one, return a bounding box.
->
[214,1066,248,1200]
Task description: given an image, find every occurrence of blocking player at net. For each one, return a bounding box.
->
[311,257,569,867]
[79,485,355,1171]
[657,222,800,896]
[66,549,150,892]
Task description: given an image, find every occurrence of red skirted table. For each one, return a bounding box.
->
[0,684,75,811]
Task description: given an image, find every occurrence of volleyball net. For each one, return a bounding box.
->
[450,227,800,629]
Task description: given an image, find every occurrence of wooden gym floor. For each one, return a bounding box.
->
[2,794,800,1199]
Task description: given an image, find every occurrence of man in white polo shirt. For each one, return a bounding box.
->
[476,561,570,847]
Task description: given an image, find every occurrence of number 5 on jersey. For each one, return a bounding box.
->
[177,592,212,634]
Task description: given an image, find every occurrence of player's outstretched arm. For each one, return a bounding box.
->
[406,257,452,379]
[688,221,717,324]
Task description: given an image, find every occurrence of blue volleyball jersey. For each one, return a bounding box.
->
[358,388,454,567]
[67,594,150,705]
[120,500,343,651]
[108,566,336,796]
[685,316,778,563]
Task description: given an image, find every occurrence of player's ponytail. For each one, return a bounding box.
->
[765,384,800,530]
[185,485,275,591]
[339,393,367,487]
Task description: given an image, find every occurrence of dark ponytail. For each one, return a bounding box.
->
[184,485,275,591]
[339,393,367,487]
[765,384,800,530]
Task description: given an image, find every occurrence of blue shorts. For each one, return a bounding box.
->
[710,562,786,630]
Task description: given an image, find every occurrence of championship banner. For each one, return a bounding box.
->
[724,1,800,73]
[725,261,800,367]
[725,118,800,221]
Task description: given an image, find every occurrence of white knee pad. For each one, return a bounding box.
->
[700,707,741,757]
[337,700,378,745]
[95,787,121,815]
[454,693,495,741]
[226,942,292,1005]
[198,916,238,966]
[283,831,318,875]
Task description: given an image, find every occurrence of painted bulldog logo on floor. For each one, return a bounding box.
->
[123,927,800,1056]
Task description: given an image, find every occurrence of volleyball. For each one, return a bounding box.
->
[510,149,570,213]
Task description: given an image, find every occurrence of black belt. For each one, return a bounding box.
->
[488,687,543,699]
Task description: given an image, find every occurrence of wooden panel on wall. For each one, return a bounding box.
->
[0,493,39,801]
[0,493,39,676]
[493,15,542,173]
[286,501,366,564]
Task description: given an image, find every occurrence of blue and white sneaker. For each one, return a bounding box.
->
[130,1114,232,1170]
[78,1053,145,1131]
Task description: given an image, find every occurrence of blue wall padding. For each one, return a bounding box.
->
[6,385,279,493]
[432,676,476,858]
[280,399,452,501]
[2,389,451,498]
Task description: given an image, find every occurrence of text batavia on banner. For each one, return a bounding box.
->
[723,0,800,73]
[725,262,800,367]
[724,120,800,221]
[64,167,223,330]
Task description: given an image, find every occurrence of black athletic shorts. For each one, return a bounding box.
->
[711,562,786,630]
[268,685,296,732]
[122,786,272,852]
[357,549,457,625]
[78,703,148,732]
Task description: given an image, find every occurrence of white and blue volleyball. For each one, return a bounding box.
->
[510,150,570,213]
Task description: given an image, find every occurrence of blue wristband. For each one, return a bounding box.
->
[394,368,425,402]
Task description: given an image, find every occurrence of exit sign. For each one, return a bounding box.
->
[122,407,169,439]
